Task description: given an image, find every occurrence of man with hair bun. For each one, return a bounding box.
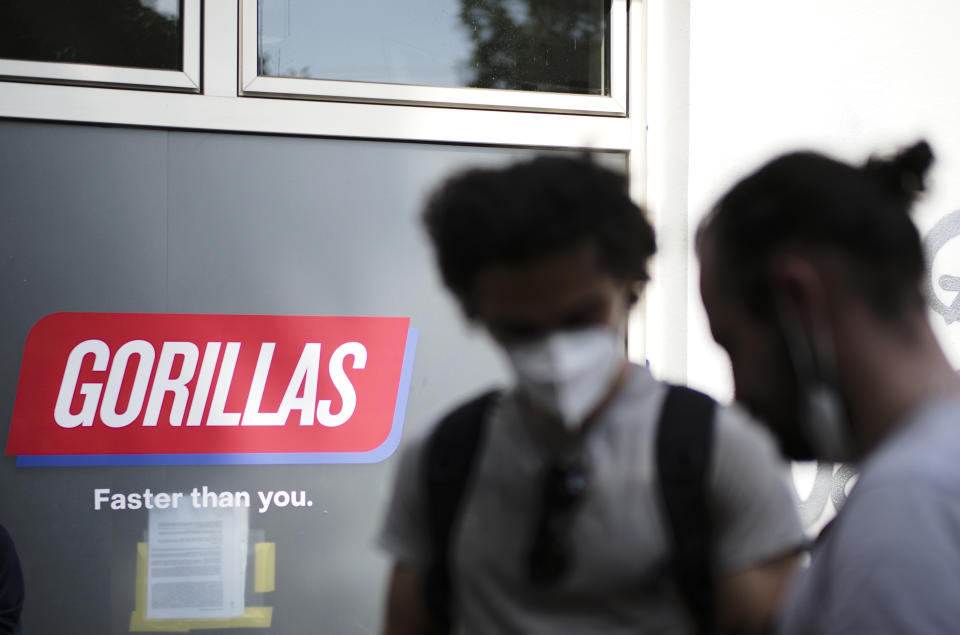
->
[697,140,960,632]
[379,155,804,634]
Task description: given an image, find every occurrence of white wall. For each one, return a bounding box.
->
[677,0,960,399]
[638,0,692,381]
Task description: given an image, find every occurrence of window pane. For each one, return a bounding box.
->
[258,0,609,95]
[0,0,182,71]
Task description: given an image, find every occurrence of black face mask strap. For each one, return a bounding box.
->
[773,290,852,461]
[774,291,819,391]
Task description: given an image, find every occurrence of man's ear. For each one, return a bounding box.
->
[769,253,830,334]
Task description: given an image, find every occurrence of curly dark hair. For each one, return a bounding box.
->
[422,155,657,318]
[698,141,934,319]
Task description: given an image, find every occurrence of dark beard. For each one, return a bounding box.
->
[776,419,819,461]
[767,379,819,461]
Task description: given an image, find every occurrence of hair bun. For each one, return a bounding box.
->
[864,140,934,203]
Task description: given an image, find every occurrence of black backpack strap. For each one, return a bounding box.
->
[656,384,717,634]
[422,389,501,634]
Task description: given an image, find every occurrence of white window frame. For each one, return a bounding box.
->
[0,0,201,93]
[0,0,658,362]
[0,0,644,153]
[239,0,628,116]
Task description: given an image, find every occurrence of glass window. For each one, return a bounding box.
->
[0,0,200,92]
[0,0,182,70]
[257,0,609,96]
[243,0,626,115]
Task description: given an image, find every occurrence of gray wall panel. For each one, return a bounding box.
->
[0,121,623,635]
[0,119,624,633]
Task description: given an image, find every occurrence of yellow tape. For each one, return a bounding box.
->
[254,543,276,593]
[129,607,273,632]
[129,542,274,632]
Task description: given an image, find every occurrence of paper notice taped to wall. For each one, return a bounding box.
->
[147,504,249,619]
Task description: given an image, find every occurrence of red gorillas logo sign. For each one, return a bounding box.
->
[7,313,417,466]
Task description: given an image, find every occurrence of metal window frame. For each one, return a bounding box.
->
[239,0,628,116]
[0,0,201,93]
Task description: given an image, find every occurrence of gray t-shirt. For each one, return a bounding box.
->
[380,364,804,634]
[779,397,960,634]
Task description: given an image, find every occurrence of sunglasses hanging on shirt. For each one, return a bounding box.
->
[527,456,589,586]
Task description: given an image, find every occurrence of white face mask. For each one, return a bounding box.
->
[506,326,625,431]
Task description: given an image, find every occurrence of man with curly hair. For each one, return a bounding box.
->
[379,156,803,634]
